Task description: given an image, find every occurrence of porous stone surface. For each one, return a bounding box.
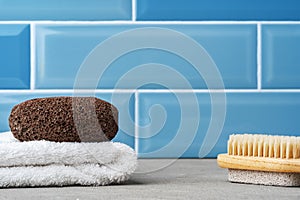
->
[228,169,300,186]
[9,97,118,142]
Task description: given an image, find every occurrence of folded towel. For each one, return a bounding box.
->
[0,132,137,187]
[0,131,18,143]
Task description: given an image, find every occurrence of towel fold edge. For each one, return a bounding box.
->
[0,131,138,187]
[0,163,133,187]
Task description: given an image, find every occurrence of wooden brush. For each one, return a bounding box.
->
[217,134,300,186]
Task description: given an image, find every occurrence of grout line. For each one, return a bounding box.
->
[0,21,34,24]
[0,21,300,25]
[0,89,136,93]
[132,0,136,21]
[0,21,258,25]
[30,22,36,90]
[257,23,262,91]
[137,89,300,93]
[134,91,139,154]
[137,89,230,93]
[72,89,137,93]
[2,89,300,94]
[260,21,300,25]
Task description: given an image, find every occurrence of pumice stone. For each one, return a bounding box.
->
[9,97,118,142]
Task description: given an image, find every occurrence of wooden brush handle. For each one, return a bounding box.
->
[217,153,300,173]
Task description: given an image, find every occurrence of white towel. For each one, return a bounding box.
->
[0,131,137,187]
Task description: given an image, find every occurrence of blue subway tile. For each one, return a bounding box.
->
[137,0,300,21]
[0,25,30,89]
[138,92,300,158]
[0,0,131,20]
[36,24,256,89]
[262,25,300,89]
[0,92,135,148]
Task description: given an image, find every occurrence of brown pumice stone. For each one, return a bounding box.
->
[9,97,118,142]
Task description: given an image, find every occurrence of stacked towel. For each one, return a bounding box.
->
[0,132,137,187]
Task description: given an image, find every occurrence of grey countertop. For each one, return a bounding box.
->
[1,159,299,200]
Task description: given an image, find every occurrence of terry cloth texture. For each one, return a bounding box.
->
[0,132,137,187]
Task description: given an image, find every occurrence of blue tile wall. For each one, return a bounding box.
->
[0,24,30,89]
[35,24,256,89]
[137,0,300,21]
[138,92,300,158]
[0,1,300,158]
[0,0,132,20]
[262,25,300,89]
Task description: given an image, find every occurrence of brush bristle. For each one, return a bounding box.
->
[228,134,300,159]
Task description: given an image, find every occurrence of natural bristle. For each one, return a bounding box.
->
[228,134,300,159]
[218,133,300,186]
